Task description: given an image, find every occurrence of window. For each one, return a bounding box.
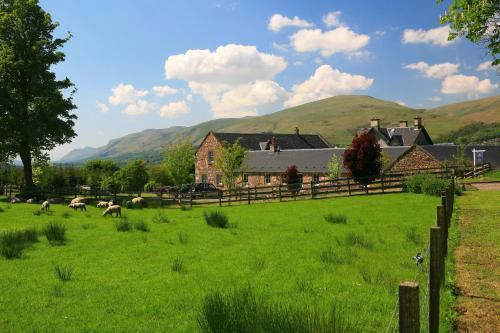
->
[216,175,222,185]
[281,174,286,184]
[313,174,320,183]
[265,174,271,184]
[243,174,248,184]
[201,174,207,183]
[208,151,214,164]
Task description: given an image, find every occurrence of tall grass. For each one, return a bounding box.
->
[319,246,359,265]
[54,264,73,282]
[151,212,170,224]
[405,226,423,246]
[134,221,150,232]
[171,256,184,272]
[204,211,229,228]
[324,213,347,224]
[43,222,66,246]
[198,287,358,333]
[115,218,132,232]
[177,232,189,244]
[0,228,39,259]
[343,232,374,250]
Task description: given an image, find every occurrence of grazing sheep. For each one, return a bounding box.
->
[40,201,50,212]
[103,205,121,217]
[70,197,85,205]
[97,201,108,208]
[108,200,115,207]
[9,197,22,204]
[131,197,145,205]
[70,202,87,211]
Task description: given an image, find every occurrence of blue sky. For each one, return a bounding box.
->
[40,0,500,159]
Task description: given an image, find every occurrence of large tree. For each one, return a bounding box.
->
[117,160,149,197]
[163,139,195,187]
[0,0,77,188]
[343,132,382,186]
[439,0,499,65]
[215,140,246,190]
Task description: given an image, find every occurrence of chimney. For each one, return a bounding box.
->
[270,137,279,152]
[370,118,380,128]
[295,127,300,135]
[413,116,422,129]
[399,120,408,128]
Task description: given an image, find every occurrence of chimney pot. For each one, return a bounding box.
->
[270,137,279,152]
[413,116,422,129]
[370,118,380,128]
[399,120,408,128]
[295,127,299,135]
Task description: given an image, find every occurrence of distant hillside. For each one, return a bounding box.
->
[59,95,500,164]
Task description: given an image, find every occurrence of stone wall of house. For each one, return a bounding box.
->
[389,147,442,172]
[195,133,221,185]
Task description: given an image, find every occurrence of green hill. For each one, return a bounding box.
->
[59,95,500,164]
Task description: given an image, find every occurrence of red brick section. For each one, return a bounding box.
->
[195,132,222,185]
[388,146,442,172]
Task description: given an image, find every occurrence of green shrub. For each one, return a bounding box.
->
[324,213,347,224]
[54,264,73,282]
[151,212,170,224]
[116,219,132,232]
[344,232,374,250]
[320,247,359,265]
[32,210,41,216]
[0,228,39,259]
[43,222,66,245]
[454,185,463,196]
[177,231,189,244]
[204,211,229,228]
[404,173,428,193]
[171,256,184,272]
[421,176,449,196]
[134,221,150,232]
[198,287,358,333]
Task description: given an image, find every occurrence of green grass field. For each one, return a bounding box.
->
[0,194,439,332]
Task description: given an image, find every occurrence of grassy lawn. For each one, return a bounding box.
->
[0,193,439,332]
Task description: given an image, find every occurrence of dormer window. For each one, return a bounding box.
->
[208,151,214,164]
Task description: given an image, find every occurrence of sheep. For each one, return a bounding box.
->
[9,197,22,204]
[27,198,35,204]
[97,201,109,208]
[103,205,121,217]
[108,200,115,207]
[70,202,87,211]
[70,197,85,205]
[131,197,145,205]
[40,201,50,212]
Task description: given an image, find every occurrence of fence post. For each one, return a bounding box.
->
[254,186,257,201]
[381,175,385,193]
[441,192,448,228]
[437,206,448,258]
[399,281,420,333]
[310,181,314,199]
[429,226,442,333]
[218,190,222,207]
[189,192,193,207]
[347,178,351,196]
[278,184,282,202]
[247,187,250,205]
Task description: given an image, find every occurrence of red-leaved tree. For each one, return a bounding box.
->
[343,132,382,186]
[285,165,301,195]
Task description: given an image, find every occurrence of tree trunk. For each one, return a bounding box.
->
[19,149,34,188]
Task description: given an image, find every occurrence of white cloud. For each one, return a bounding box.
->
[272,42,288,52]
[404,61,459,79]
[402,25,454,46]
[346,50,373,61]
[323,11,343,28]
[159,100,190,118]
[152,85,178,97]
[426,96,442,102]
[186,94,193,102]
[268,13,314,32]
[108,84,148,105]
[395,100,406,106]
[374,30,386,37]
[476,61,499,71]
[214,80,286,118]
[123,100,155,115]
[290,27,370,57]
[165,44,288,118]
[441,75,498,96]
[97,102,109,113]
[285,65,374,107]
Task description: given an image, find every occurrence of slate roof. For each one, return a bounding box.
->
[421,145,500,168]
[242,147,411,174]
[363,126,433,146]
[212,132,331,150]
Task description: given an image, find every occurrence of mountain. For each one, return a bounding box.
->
[59,95,500,164]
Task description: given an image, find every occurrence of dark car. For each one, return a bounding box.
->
[179,183,221,198]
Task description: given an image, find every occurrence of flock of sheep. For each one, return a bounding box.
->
[22,196,147,217]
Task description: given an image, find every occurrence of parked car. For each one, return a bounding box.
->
[178,183,221,198]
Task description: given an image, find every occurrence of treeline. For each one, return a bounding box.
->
[436,122,500,145]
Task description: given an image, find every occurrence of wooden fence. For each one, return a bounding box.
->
[395,177,455,332]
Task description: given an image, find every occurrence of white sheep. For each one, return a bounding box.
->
[131,197,145,205]
[97,201,108,208]
[26,198,34,204]
[40,201,50,212]
[70,202,87,211]
[108,200,115,207]
[103,205,121,217]
[70,197,85,205]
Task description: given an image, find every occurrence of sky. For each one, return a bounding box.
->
[39,0,500,160]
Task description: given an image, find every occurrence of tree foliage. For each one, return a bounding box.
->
[214,140,246,189]
[163,139,195,187]
[83,160,119,188]
[116,160,149,196]
[0,0,77,187]
[285,165,301,194]
[439,0,500,65]
[343,133,382,185]
[327,155,342,180]
[435,122,500,144]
